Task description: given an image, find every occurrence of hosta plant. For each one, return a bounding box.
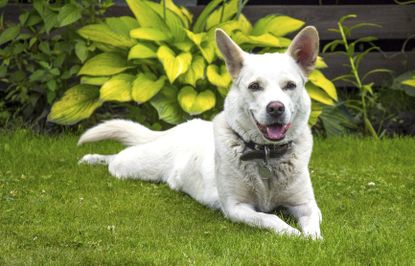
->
[48,0,337,127]
[392,71,415,97]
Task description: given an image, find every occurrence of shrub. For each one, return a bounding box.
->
[0,0,112,127]
[47,0,337,128]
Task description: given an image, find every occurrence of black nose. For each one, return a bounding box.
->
[266,101,285,118]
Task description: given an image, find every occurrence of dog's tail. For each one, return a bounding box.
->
[78,119,164,146]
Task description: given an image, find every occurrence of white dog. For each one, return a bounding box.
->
[78,27,322,239]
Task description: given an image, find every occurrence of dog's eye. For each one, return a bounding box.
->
[284,81,296,90]
[248,82,261,91]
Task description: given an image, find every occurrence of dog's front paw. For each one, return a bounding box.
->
[279,226,301,237]
[302,227,323,240]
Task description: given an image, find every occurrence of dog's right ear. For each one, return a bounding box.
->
[215,29,245,79]
[287,26,319,75]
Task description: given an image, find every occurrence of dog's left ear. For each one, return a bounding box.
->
[287,26,319,75]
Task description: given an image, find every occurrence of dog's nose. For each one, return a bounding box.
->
[266,101,285,118]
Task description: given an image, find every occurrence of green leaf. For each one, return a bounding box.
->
[0,25,20,46]
[157,45,192,83]
[252,15,304,36]
[105,16,140,37]
[185,30,215,63]
[130,27,172,41]
[308,69,338,101]
[180,55,206,87]
[306,82,335,106]
[150,86,186,124]
[392,71,415,97]
[309,110,322,126]
[234,32,289,47]
[57,3,82,27]
[128,43,157,60]
[362,82,374,95]
[132,73,166,103]
[43,9,58,33]
[193,0,223,33]
[316,56,328,69]
[208,15,252,36]
[78,23,136,48]
[75,41,89,62]
[186,30,204,46]
[146,1,186,41]
[217,86,229,97]
[100,74,135,102]
[126,0,168,31]
[78,52,129,76]
[81,76,110,86]
[205,0,239,31]
[164,0,191,27]
[174,41,194,52]
[178,86,216,115]
[0,0,8,9]
[29,69,46,82]
[47,84,102,125]
[402,79,415,88]
[207,64,231,88]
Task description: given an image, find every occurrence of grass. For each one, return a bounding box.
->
[1,129,415,265]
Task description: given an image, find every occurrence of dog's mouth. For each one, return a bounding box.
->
[251,113,291,141]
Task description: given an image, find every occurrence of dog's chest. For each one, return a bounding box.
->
[242,157,298,211]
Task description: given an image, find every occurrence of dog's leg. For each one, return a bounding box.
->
[224,203,301,236]
[78,154,115,165]
[287,201,322,240]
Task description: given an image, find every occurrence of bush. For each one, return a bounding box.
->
[0,0,112,128]
[47,0,337,128]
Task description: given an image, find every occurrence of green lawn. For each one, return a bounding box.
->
[1,130,414,265]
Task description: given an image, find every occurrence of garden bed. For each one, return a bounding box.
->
[1,131,414,264]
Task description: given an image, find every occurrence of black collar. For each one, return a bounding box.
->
[233,130,293,163]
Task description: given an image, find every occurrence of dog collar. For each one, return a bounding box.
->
[233,131,293,163]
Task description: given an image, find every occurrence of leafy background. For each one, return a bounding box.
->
[1,0,414,137]
[46,0,337,130]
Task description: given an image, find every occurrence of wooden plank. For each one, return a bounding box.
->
[321,51,415,86]
[237,5,415,40]
[3,4,414,40]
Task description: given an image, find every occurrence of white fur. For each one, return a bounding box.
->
[78,27,322,239]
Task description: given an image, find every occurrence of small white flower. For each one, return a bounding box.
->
[107,225,115,232]
[368,182,375,187]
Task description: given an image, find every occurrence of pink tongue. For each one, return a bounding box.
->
[266,124,287,140]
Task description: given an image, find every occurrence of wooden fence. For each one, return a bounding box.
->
[4,4,415,87]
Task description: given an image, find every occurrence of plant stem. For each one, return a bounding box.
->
[338,21,378,139]
[219,1,226,23]
[163,0,166,22]
[236,0,249,20]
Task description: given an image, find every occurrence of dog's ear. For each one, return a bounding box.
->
[215,29,245,79]
[287,26,319,75]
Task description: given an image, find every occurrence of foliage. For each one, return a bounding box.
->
[0,0,112,126]
[323,14,393,139]
[392,70,415,97]
[48,0,337,126]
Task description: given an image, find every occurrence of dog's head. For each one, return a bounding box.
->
[216,27,319,144]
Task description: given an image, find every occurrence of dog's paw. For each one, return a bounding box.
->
[279,227,301,237]
[302,227,323,240]
[78,154,106,165]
